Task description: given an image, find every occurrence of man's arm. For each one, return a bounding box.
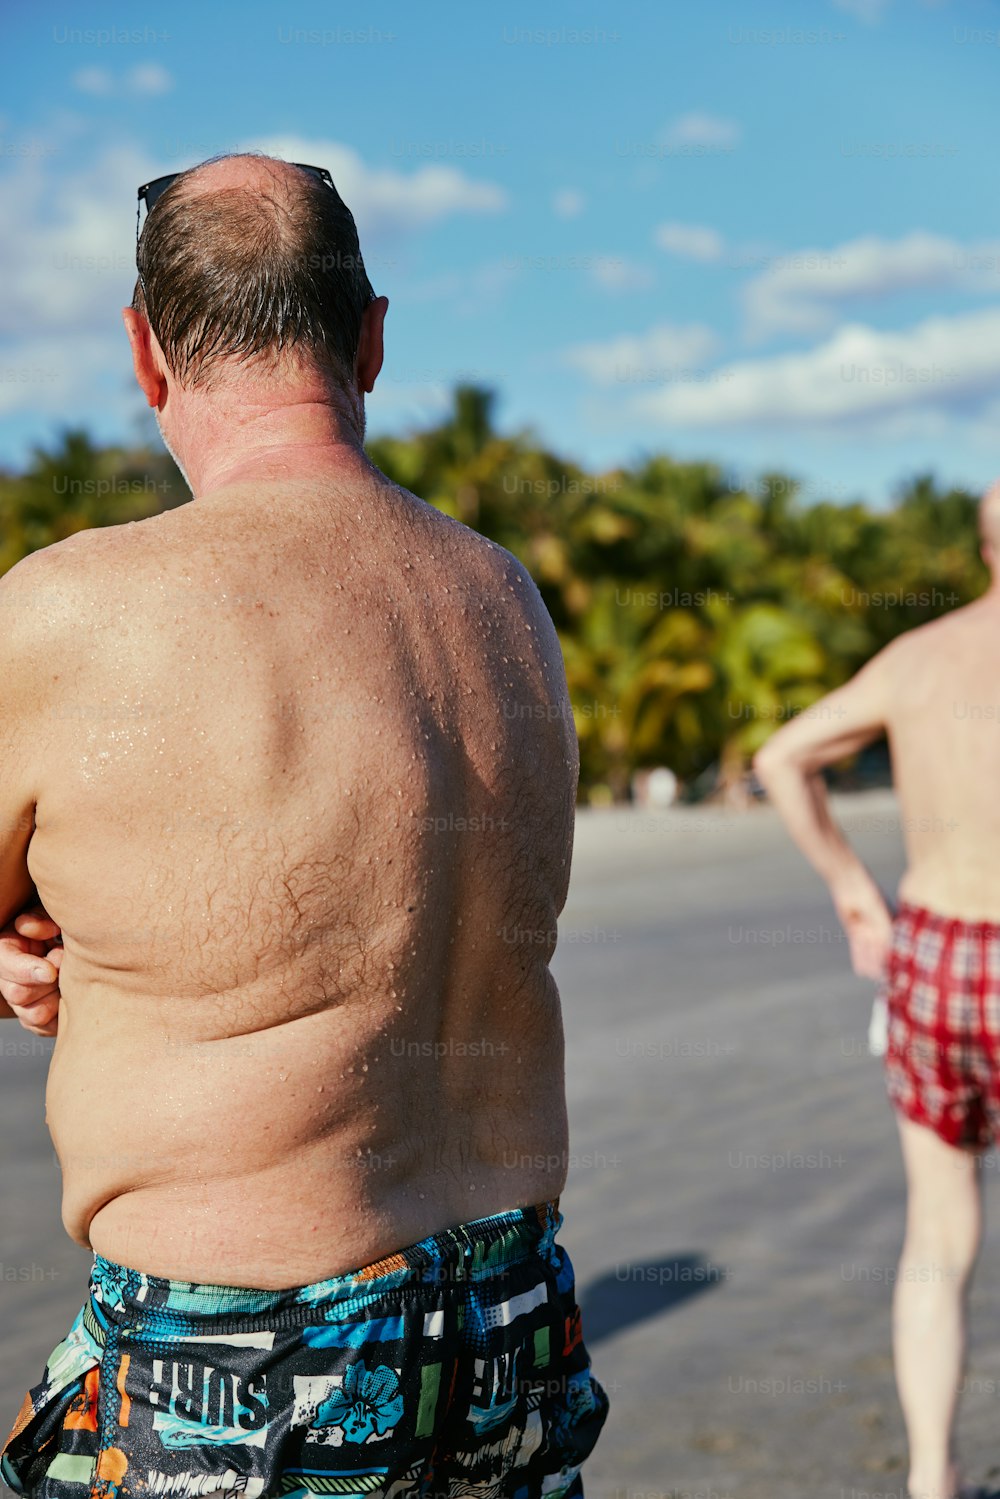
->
[752,644,898,978]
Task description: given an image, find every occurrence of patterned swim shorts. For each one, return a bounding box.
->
[1,1201,608,1499]
[883,899,1000,1149]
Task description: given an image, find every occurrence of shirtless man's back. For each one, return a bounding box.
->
[755,489,1000,1499]
[885,594,1000,919]
[0,154,607,1499]
[27,474,574,1289]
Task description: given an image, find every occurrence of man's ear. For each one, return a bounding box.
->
[122,307,168,409]
[355,296,389,395]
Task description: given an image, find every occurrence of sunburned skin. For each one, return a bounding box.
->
[20,472,577,1289]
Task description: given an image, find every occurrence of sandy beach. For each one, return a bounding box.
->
[2,788,998,1498]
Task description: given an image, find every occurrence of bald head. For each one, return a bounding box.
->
[132,152,375,393]
[184,154,305,197]
[979,480,1000,563]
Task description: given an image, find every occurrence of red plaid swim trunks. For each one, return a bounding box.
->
[883,899,1000,1148]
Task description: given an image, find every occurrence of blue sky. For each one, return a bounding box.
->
[3,0,1000,506]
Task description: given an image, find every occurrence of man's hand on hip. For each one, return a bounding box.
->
[0,905,63,1037]
[831,874,893,981]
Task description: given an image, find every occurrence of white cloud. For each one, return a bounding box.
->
[72,67,114,97]
[0,141,154,340]
[127,65,174,96]
[71,65,175,98]
[743,231,1000,337]
[553,188,585,219]
[654,222,724,263]
[633,307,1000,429]
[248,133,508,237]
[588,257,654,293]
[661,113,741,149]
[831,0,891,20]
[564,323,719,385]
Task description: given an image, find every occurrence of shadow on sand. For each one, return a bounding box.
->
[578,1250,726,1347]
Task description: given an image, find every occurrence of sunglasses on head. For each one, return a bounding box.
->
[135,162,336,239]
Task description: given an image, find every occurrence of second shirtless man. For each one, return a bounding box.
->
[0,154,607,1499]
[754,486,1000,1499]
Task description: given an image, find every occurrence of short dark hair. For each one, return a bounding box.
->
[132,155,375,391]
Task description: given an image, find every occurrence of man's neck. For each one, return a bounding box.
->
[188,437,374,499]
[163,383,370,499]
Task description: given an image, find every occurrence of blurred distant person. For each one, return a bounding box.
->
[753,482,1000,1499]
[0,153,606,1499]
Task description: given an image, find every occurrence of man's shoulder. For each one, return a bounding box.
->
[2,518,150,581]
[0,537,106,724]
[0,534,94,635]
[0,520,160,647]
[400,491,568,697]
[419,500,548,615]
[856,603,993,720]
[881,600,984,664]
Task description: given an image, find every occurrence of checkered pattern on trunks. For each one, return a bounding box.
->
[883,899,1000,1148]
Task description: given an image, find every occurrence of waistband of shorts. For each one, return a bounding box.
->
[894,898,1000,938]
[85,1199,563,1333]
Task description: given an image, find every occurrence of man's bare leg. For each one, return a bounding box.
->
[893,1116,983,1499]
